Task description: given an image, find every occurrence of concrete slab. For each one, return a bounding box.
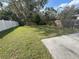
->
[42,33,79,59]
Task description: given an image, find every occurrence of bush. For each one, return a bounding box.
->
[32,13,46,25]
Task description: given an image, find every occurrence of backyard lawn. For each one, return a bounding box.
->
[0,25,79,59]
[0,26,52,59]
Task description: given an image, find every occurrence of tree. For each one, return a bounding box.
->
[6,0,48,25]
[8,0,48,19]
[40,7,57,24]
[59,5,77,20]
[0,9,17,20]
[45,7,57,19]
[75,8,79,14]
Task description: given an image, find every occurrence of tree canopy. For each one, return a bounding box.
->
[8,0,48,19]
[58,5,78,20]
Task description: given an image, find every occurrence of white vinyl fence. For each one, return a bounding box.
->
[0,20,19,32]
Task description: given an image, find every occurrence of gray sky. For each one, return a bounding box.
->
[0,0,9,7]
[0,0,9,2]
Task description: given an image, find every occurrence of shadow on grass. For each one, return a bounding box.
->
[0,26,18,38]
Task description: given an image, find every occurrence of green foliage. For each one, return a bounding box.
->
[8,0,48,19]
[32,13,46,25]
[0,10,9,20]
[0,0,57,26]
[19,13,46,25]
[0,10,18,20]
[75,8,79,14]
[2,0,48,25]
[40,7,57,25]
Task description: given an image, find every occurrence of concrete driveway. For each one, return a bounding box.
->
[42,33,79,59]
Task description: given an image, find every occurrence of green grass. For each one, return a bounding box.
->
[0,26,52,59]
[0,25,79,59]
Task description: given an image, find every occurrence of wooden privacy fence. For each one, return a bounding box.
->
[0,20,19,32]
